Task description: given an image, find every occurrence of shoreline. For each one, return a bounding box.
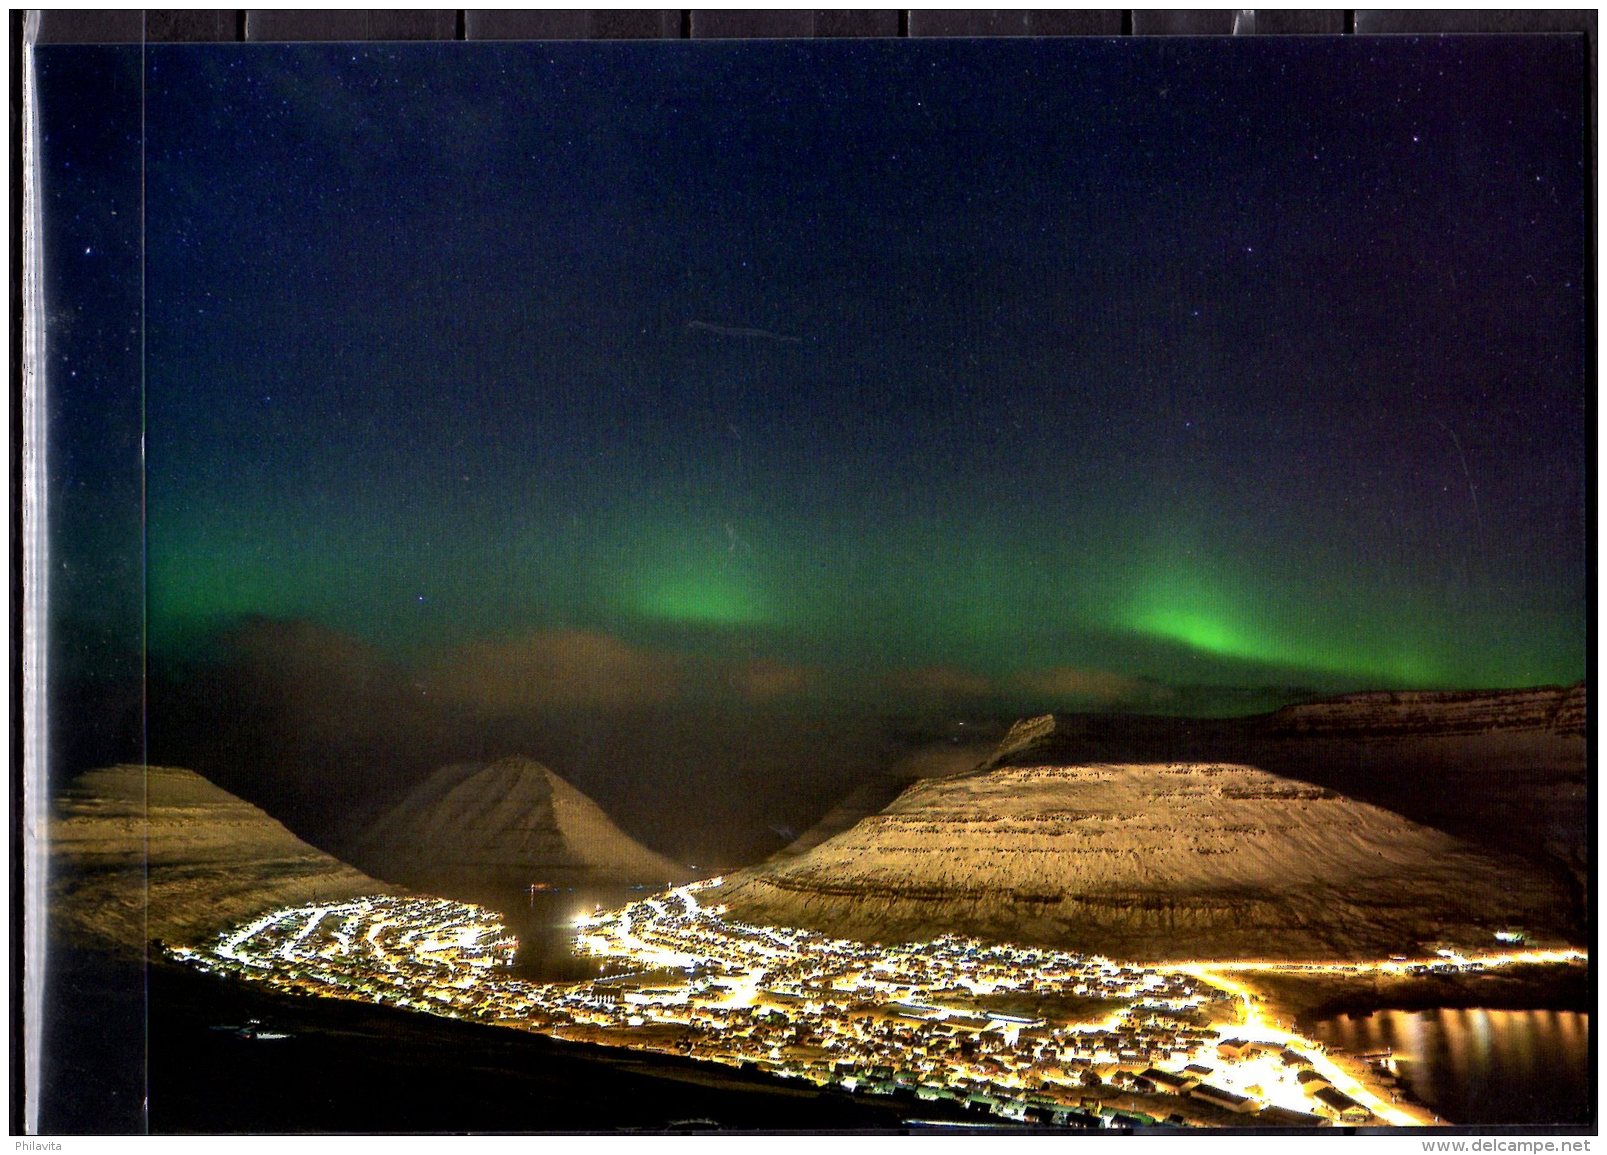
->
[1240,962,1590,1031]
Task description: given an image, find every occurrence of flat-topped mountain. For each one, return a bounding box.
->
[768,738,1002,863]
[977,685,1587,909]
[983,684,1586,770]
[768,779,912,861]
[348,756,687,899]
[718,760,1576,962]
[49,765,393,954]
[1261,684,1586,739]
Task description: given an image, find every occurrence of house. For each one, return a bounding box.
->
[1103,1108,1158,1128]
[944,1012,991,1034]
[1258,1105,1329,1128]
[1313,1087,1372,1123]
[1188,1083,1258,1113]
[1140,1067,1195,1093]
[1279,1048,1314,1069]
[1296,1069,1333,1094]
[1216,1038,1251,1059]
[1064,1108,1101,1129]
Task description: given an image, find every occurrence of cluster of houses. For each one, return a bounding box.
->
[1133,1038,1372,1125]
[181,888,1391,1131]
[544,969,1367,1129]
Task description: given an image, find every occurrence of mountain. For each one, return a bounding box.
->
[718,758,1576,963]
[767,779,912,861]
[1259,684,1586,739]
[767,738,998,862]
[347,756,687,898]
[981,686,1586,770]
[979,685,1588,899]
[47,764,393,955]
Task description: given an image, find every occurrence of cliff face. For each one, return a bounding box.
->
[978,686,1586,903]
[768,779,913,861]
[985,685,1586,768]
[348,756,687,898]
[720,761,1576,963]
[1257,686,1587,885]
[1261,684,1586,740]
[765,737,996,863]
[48,765,393,954]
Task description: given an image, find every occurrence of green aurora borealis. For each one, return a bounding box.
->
[144,487,1583,698]
[42,38,1587,716]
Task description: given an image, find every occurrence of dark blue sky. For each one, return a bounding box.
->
[38,35,1589,717]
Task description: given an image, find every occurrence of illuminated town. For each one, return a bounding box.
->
[168,884,1584,1129]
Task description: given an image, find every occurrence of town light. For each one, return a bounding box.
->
[173,892,1581,1132]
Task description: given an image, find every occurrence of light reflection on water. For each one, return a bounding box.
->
[1311,1008,1590,1125]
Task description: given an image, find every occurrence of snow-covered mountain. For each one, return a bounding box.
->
[720,758,1576,962]
[349,755,687,897]
[49,764,393,954]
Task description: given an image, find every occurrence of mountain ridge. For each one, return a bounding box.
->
[719,756,1578,962]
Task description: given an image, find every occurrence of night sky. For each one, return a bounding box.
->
[39,36,1589,730]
